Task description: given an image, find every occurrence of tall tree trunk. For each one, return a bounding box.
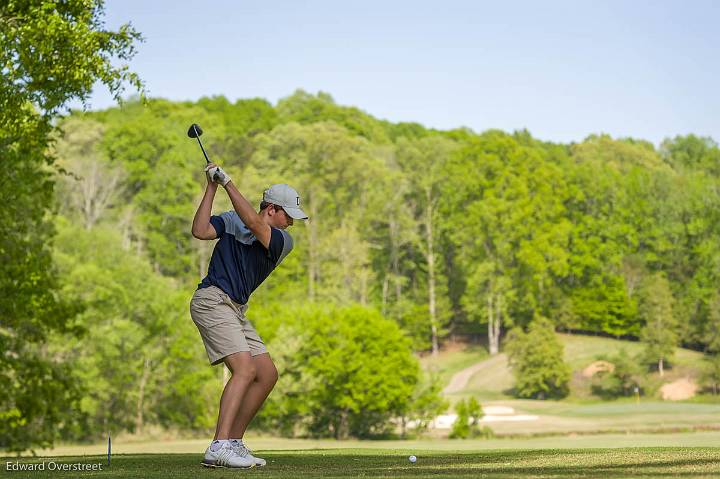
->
[381,274,389,315]
[488,304,498,356]
[425,198,439,356]
[82,161,98,230]
[658,358,664,377]
[335,410,349,440]
[389,217,402,302]
[494,295,502,353]
[135,357,151,435]
[80,160,120,230]
[488,293,501,355]
[487,295,496,355]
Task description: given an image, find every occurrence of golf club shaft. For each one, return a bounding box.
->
[195,136,211,164]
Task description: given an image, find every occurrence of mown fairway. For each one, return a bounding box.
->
[4,448,719,478]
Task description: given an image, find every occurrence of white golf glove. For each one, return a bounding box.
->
[205,165,232,186]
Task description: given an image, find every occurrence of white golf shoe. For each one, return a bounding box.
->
[231,439,267,467]
[201,441,255,468]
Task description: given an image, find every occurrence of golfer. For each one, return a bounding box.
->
[190,163,307,468]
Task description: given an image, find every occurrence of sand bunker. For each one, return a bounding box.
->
[660,377,697,401]
[582,360,615,378]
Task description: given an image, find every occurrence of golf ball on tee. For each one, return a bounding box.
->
[409,455,417,463]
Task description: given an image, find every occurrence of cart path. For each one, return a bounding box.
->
[443,353,509,394]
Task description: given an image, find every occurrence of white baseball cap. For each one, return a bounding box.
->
[263,184,308,219]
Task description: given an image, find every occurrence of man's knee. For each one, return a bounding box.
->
[233,365,257,383]
[267,363,279,386]
[224,352,257,383]
[258,361,278,387]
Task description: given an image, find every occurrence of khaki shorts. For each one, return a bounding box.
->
[189,285,267,365]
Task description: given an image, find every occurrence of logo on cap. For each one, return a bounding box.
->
[263,184,309,220]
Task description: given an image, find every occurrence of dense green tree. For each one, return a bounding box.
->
[638,273,677,376]
[97,102,201,277]
[668,173,720,347]
[505,316,571,399]
[562,136,670,336]
[395,136,457,354]
[0,0,142,451]
[366,158,425,347]
[443,131,572,353]
[276,90,390,143]
[661,135,720,175]
[258,305,422,439]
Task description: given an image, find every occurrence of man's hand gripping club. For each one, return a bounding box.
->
[205,163,232,186]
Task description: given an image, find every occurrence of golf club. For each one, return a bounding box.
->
[188,123,222,182]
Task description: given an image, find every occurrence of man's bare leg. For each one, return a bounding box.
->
[214,351,256,440]
[229,353,278,439]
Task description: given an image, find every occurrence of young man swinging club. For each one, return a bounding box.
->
[190,163,307,468]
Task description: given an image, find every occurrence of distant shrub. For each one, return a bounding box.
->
[505,316,571,400]
[402,371,449,437]
[449,398,493,439]
[701,354,720,395]
[591,349,643,399]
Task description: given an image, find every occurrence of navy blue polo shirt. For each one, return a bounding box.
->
[197,211,293,304]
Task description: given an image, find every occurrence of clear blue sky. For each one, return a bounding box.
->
[87,0,720,144]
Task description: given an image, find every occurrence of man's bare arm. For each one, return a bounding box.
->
[223,181,272,248]
[191,182,219,240]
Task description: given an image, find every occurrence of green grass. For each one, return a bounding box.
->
[24,432,720,456]
[5,448,720,478]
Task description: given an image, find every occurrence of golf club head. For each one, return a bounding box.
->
[187,123,211,163]
[187,123,203,138]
